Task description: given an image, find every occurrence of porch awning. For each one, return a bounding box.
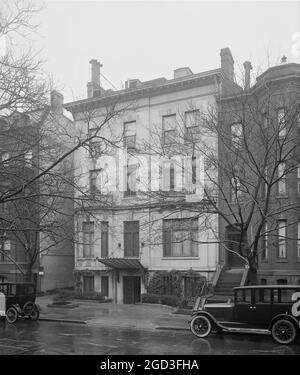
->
[96,258,146,271]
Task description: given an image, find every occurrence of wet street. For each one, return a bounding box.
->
[0,320,299,355]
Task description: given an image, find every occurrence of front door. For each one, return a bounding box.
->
[226,225,246,268]
[123,276,141,304]
[83,276,94,292]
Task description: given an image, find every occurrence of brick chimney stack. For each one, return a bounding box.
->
[243,61,252,91]
[87,59,103,98]
[220,48,234,81]
[50,90,64,115]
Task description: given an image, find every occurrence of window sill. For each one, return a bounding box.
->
[162,257,200,260]
[275,259,288,263]
[275,195,289,199]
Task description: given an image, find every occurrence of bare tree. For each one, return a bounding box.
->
[140,74,300,276]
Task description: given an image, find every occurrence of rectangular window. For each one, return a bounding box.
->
[297,222,300,259]
[185,110,200,141]
[163,218,198,257]
[278,162,286,195]
[278,108,286,138]
[162,161,175,191]
[163,115,176,145]
[231,123,243,148]
[261,222,268,260]
[89,128,104,155]
[231,176,242,201]
[101,222,109,258]
[277,220,287,259]
[124,164,137,197]
[24,151,33,165]
[124,121,136,149]
[124,221,139,257]
[82,222,94,258]
[90,169,102,193]
[0,238,11,262]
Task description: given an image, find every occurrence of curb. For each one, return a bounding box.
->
[155,326,189,332]
[39,317,87,325]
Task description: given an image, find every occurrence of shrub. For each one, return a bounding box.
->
[160,294,180,307]
[141,293,161,304]
[53,289,74,304]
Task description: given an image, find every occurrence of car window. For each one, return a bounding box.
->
[254,288,271,303]
[273,289,296,303]
[8,284,16,296]
[27,285,35,295]
[236,289,251,303]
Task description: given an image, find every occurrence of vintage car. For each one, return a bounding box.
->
[190,285,300,345]
[0,282,40,324]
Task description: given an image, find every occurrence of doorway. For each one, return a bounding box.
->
[226,224,246,268]
[123,276,141,304]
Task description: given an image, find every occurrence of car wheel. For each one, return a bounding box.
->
[29,305,39,321]
[271,319,297,345]
[6,307,18,324]
[190,315,212,338]
[23,301,35,316]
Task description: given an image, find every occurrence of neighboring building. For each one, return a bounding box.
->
[0,91,75,291]
[218,57,300,285]
[65,49,236,304]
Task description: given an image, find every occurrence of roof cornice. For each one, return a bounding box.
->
[64,69,221,113]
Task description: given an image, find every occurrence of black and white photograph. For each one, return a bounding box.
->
[0,0,300,362]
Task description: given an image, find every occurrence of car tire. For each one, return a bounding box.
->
[271,319,297,345]
[190,315,212,338]
[29,305,39,321]
[23,301,35,316]
[6,307,18,324]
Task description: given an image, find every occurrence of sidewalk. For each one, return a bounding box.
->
[36,295,190,332]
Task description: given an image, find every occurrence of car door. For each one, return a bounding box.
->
[250,288,272,327]
[233,288,253,325]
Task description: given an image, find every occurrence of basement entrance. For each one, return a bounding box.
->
[123,276,141,304]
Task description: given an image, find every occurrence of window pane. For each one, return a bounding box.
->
[277,220,286,258]
[124,121,136,136]
[163,115,176,131]
[278,163,286,195]
[278,108,286,137]
[255,289,271,303]
[101,222,108,258]
[231,123,243,147]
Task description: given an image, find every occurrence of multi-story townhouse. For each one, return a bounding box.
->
[218,58,300,286]
[65,48,237,303]
[0,91,75,291]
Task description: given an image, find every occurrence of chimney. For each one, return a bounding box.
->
[50,90,64,115]
[173,67,193,79]
[220,48,234,81]
[281,55,287,64]
[243,61,252,91]
[87,59,103,98]
[125,79,141,90]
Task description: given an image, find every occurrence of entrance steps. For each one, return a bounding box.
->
[211,268,244,301]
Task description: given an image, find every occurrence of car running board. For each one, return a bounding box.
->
[219,324,270,335]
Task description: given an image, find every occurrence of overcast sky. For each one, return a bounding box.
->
[32,1,300,103]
